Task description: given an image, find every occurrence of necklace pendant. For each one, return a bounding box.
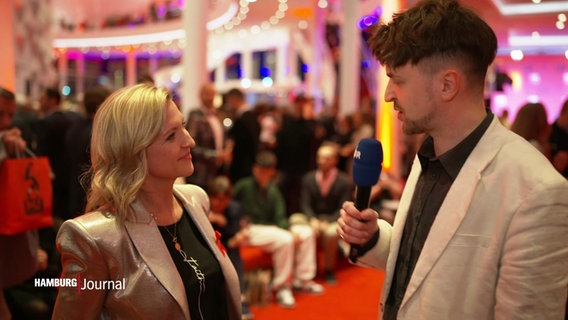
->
[174,242,181,251]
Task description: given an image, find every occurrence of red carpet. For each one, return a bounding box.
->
[249,259,385,320]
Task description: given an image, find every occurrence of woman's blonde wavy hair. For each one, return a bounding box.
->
[85,83,172,221]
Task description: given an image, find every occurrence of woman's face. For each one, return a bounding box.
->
[145,100,195,184]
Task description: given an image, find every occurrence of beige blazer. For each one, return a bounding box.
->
[357,117,568,319]
[52,184,241,320]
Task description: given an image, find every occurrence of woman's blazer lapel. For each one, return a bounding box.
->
[125,200,190,320]
[174,184,242,319]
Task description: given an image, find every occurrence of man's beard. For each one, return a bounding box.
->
[402,112,434,135]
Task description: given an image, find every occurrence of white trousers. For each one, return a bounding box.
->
[247,224,317,289]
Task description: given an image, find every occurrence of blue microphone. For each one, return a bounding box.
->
[349,138,383,262]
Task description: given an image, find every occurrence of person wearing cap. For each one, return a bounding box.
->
[233,150,324,309]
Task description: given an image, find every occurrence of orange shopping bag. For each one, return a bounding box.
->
[0,155,53,235]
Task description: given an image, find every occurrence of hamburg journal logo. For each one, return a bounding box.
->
[34,275,126,293]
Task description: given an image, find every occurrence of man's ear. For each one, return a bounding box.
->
[440,69,460,101]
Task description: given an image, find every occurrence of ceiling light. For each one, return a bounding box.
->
[493,0,568,15]
[510,50,524,61]
[251,25,261,34]
[241,78,251,88]
[509,35,568,47]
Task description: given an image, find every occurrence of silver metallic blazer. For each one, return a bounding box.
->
[52,184,242,320]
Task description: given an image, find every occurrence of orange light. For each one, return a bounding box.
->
[378,102,393,171]
[292,7,313,19]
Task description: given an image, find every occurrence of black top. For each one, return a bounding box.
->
[158,208,228,320]
[228,109,261,183]
[383,113,493,319]
[550,121,568,178]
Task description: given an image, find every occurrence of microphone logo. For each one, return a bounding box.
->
[353,149,361,159]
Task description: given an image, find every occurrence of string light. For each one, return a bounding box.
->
[215,0,289,35]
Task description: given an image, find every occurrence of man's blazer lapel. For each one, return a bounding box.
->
[381,156,421,303]
[125,200,190,320]
[400,117,505,309]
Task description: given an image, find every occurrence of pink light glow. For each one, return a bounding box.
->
[491,54,568,122]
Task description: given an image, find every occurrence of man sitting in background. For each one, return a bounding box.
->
[233,151,324,309]
[300,143,353,284]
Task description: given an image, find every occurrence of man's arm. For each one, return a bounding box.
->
[270,185,288,229]
[0,128,26,162]
[299,174,316,218]
[495,182,568,319]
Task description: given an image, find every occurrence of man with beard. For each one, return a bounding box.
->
[337,1,568,319]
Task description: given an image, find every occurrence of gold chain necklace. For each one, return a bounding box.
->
[149,211,207,320]
[161,220,182,251]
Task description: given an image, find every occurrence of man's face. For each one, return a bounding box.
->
[200,84,216,109]
[253,165,276,188]
[316,146,338,173]
[210,193,230,213]
[384,63,439,135]
[0,97,16,130]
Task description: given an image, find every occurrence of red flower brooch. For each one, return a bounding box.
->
[215,231,227,256]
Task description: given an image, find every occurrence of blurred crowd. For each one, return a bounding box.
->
[1,79,566,318]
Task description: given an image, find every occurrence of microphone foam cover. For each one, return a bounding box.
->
[352,138,383,187]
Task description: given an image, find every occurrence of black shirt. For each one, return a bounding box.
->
[383,113,493,319]
[159,208,228,320]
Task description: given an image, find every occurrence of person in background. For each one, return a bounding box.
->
[185,82,227,189]
[0,87,41,320]
[52,83,241,319]
[35,88,80,220]
[300,142,353,284]
[207,175,254,320]
[276,94,317,216]
[257,103,281,152]
[549,99,568,177]
[368,172,404,226]
[225,88,260,184]
[337,1,568,319]
[510,102,551,156]
[233,151,324,309]
[66,86,111,217]
[137,73,155,85]
[329,114,355,172]
[497,108,511,129]
[0,87,25,159]
[11,100,40,153]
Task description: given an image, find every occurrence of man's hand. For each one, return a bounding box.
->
[208,211,227,227]
[1,128,26,157]
[337,201,379,245]
[37,248,48,271]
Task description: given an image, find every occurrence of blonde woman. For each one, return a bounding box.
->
[52,84,241,320]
